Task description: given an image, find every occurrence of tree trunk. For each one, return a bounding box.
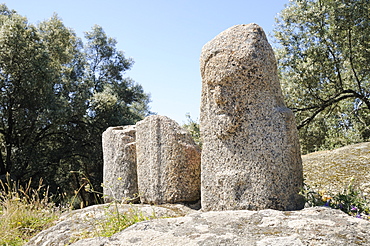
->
[0,152,5,175]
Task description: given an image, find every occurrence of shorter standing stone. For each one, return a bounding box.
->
[102,125,137,203]
[136,115,201,204]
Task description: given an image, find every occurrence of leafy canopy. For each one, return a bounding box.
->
[274,0,370,153]
[0,4,151,205]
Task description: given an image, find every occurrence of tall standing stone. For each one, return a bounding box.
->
[200,24,304,211]
[136,115,201,204]
[102,125,137,203]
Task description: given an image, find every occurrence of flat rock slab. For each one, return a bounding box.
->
[71,207,370,246]
[25,203,194,246]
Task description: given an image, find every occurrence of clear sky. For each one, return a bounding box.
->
[5,0,289,124]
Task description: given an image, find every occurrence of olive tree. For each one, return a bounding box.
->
[0,5,151,205]
[274,0,370,153]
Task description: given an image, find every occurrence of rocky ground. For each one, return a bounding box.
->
[302,142,370,195]
[25,203,195,246]
[27,205,370,246]
[26,142,370,246]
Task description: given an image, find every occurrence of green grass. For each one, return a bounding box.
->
[0,175,64,246]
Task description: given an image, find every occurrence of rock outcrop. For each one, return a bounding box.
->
[136,115,201,204]
[25,203,194,246]
[102,125,137,202]
[200,23,304,211]
[69,207,370,246]
[302,142,370,195]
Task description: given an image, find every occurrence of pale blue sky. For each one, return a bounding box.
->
[5,0,289,124]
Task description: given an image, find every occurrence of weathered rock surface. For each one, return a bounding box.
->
[70,207,370,246]
[102,125,137,202]
[136,115,201,204]
[25,203,194,246]
[200,23,304,211]
[302,142,370,195]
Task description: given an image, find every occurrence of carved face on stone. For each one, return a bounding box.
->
[202,51,243,139]
[200,24,282,139]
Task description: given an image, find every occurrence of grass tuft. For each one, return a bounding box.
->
[67,203,158,244]
[0,174,64,246]
[96,203,154,237]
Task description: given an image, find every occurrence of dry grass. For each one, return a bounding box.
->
[0,175,64,246]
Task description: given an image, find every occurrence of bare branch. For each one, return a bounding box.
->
[292,90,354,112]
[296,91,357,129]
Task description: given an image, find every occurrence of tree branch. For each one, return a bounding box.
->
[292,90,353,112]
[348,28,363,93]
[296,90,359,129]
[326,45,344,90]
[344,89,370,110]
[295,88,370,129]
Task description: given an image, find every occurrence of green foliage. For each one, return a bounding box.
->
[274,0,370,154]
[0,4,151,205]
[0,175,64,245]
[301,180,370,220]
[182,113,202,148]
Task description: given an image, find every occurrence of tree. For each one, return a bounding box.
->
[62,25,151,205]
[0,5,151,205]
[274,0,370,154]
[0,9,61,177]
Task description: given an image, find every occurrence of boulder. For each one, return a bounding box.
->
[70,207,370,246]
[102,125,137,202]
[136,115,201,204]
[200,23,304,211]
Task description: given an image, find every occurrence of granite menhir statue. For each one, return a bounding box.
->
[200,24,304,211]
